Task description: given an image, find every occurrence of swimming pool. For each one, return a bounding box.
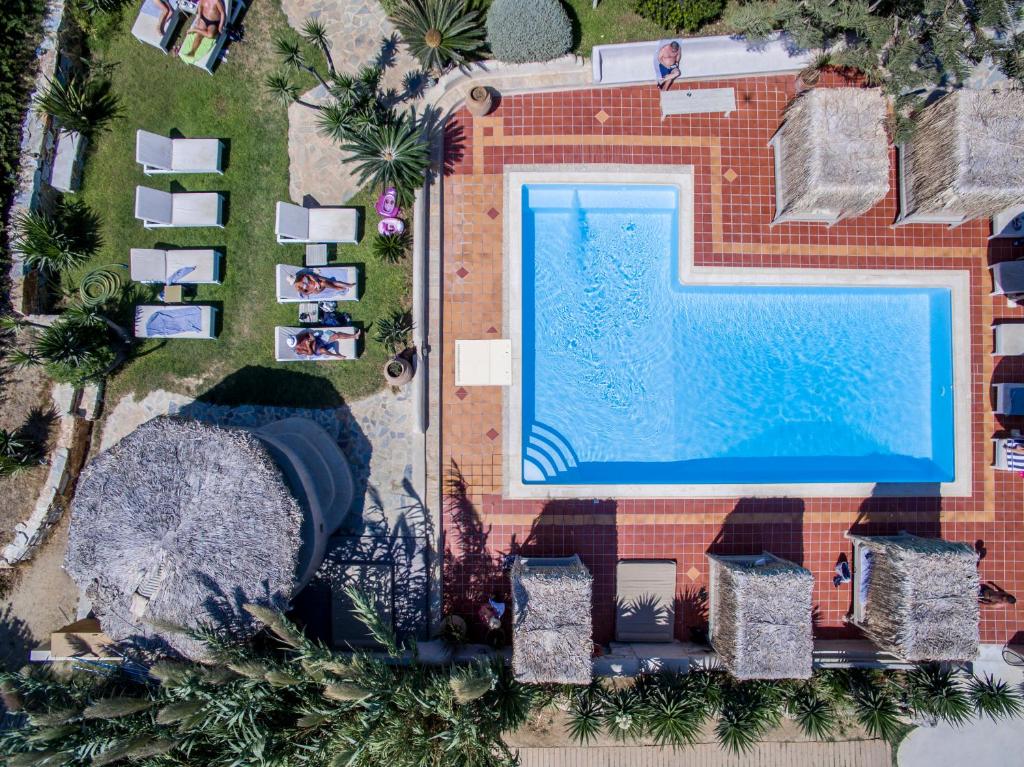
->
[520,183,956,486]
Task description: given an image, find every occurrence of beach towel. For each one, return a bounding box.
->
[1006,440,1024,472]
[167,265,196,284]
[178,31,216,65]
[146,307,201,336]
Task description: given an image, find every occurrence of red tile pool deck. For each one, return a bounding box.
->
[440,73,1024,647]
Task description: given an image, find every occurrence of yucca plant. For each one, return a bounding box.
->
[449,661,495,704]
[905,664,973,726]
[301,17,337,77]
[390,0,484,75]
[850,679,906,743]
[5,310,125,386]
[566,685,604,744]
[265,71,323,110]
[643,684,709,747]
[341,114,430,197]
[34,74,119,137]
[786,681,838,740]
[13,200,102,276]
[968,673,1024,721]
[602,687,644,743]
[375,309,414,354]
[373,230,412,263]
[715,680,784,754]
[274,34,331,90]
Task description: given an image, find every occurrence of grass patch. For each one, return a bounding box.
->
[563,0,674,55]
[73,1,410,408]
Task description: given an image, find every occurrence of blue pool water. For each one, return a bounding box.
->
[521,184,955,485]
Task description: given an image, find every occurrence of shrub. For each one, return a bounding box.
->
[486,0,573,64]
[632,0,726,33]
[33,73,120,138]
[373,230,411,263]
[390,0,484,74]
[374,309,414,354]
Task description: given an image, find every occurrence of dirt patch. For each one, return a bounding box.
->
[0,514,78,670]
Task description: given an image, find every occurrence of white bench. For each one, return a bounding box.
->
[49,130,84,193]
[592,34,815,86]
[661,87,736,119]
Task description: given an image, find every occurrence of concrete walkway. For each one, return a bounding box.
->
[517,741,890,767]
[280,0,418,203]
[899,644,1024,767]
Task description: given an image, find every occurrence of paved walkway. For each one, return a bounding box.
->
[100,387,418,524]
[281,0,419,203]
[517,741,890,767]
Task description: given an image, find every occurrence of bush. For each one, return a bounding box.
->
[632,0,725,32]
[486,0,573,64]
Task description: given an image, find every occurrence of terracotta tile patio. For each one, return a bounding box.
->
[440,72,1024,647]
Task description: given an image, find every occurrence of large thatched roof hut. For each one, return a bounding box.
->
[897,89,1024,226]
[848,533,979,662]
[771,88,890,225]
[707,552,814,679]
[511,555,592,685]
[66,417,353,658]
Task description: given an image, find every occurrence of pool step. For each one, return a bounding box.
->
[523,423,579,482]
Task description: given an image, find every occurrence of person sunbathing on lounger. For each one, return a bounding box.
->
[287,271,355,298]
[178,0,225,57]
[288,329,360,358]
[657,41,681,91]
[154,0,174,34]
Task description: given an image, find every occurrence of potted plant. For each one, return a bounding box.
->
[375,309,415,386]
[466,86,493,116]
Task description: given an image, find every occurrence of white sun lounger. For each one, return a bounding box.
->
[275,202,359,244]
[134,305,217,339]
[131,0,182,52]
[276,265,359,303]
[615,559,676,643]
[136,130,223,175]
[993,323,1024,356]
[992,436,1024,472]
[180,0,246,74]
[275,326,360,361]
[994,383,1024,416]
[135,186,224,229]
[130,248,221,284]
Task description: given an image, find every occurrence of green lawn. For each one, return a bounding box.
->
[564,0,675,56]
[75,1,410,408]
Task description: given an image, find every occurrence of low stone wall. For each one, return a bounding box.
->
[7,0,68,315]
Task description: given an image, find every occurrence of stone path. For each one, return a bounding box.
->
[281,0,420,203]
[100,386,418,524]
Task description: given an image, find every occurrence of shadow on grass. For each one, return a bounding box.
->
[195,364,346,407]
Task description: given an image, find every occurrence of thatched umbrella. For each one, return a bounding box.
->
[898,89,1024,225]
[771,87,890,225]
[65,417,307,658]
[511,555,592,685]
[848,533,979,662]
[707,553,813,680]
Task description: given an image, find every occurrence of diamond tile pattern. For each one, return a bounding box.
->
[487,207,500,219]
[440,73,1024,646]
[455,266,469,279]
[455,387,468,400]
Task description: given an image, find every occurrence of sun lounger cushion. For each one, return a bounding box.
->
[994,323,1024,356]
[615,560,676,642]
[995,383,1024,415]
[131,248,220,283]
[275,326,359,361]
[991,261,1024,296]
[276,265,358,303]
[135,187,224,228]
[276,202,360,244]
[136,130,222,174]
[132,0,180,51]
[134,305,216,339]
[1003,439,1024,471]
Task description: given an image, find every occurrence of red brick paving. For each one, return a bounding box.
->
[441,72,1024,648]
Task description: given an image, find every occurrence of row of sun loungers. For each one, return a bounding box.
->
[992,258,1024,472]
[132,0,245,74]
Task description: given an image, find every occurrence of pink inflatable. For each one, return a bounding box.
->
[378,217,406,236]
[375,187,402,219]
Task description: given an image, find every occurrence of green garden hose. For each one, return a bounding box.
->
[79,264,126,307]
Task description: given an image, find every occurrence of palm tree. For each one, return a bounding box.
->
[969,673,1024,721]
[13,200,102,276]
[301,17,337,78]
[904,664,973,726]
[274,34,331,90]
[714,679,784,754]
[265,71,323,110]
[341,114,430,197]
[389,0,484,75]
[786,680,838,740]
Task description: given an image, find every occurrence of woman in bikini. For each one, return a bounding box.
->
[181,0,225,58]
[289,329,361,358]
[287,271,355,298]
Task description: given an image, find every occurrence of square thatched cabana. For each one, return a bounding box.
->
[896,89,1024,226]
[770,88,890,225]
[848,533,979,662]
[707,552,814,680]
[510,555,592,685]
